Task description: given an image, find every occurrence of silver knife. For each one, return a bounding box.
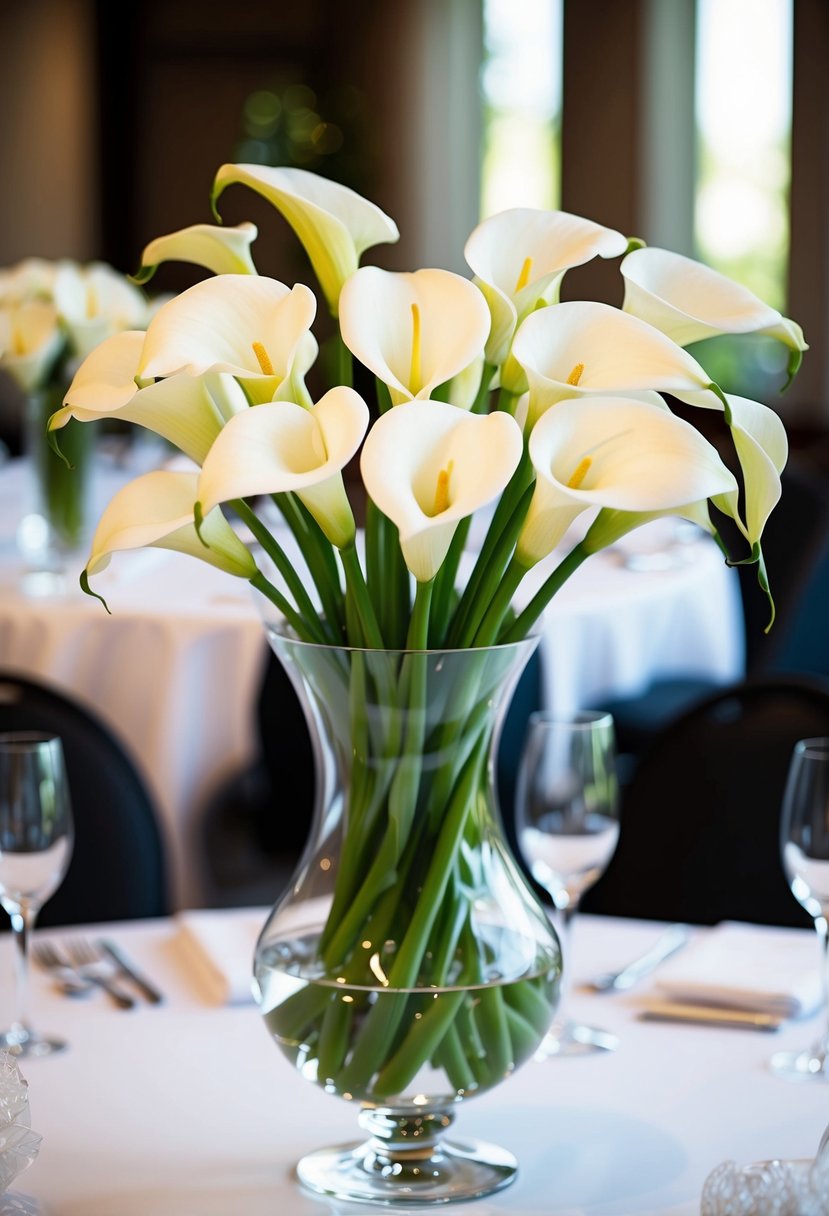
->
[637,999,783,1031]
[96,939,164,1004]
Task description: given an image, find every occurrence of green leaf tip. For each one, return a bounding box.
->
[193,500,211,548]
[209,183,224,224]
[625,236,647,253]
[79,568,111,614]
[46,425,73,468]
[782,346,803,393]
[129,263,157,286]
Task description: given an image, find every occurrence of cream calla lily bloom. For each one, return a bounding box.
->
[0,257,57,304]
[197,386,369,548]
[84,470,256,580]
[211,163,399,315]
[710,393,788,548]
[0,300,63,391]
[517,395,738,565]
[52,331,249,465]
[512,300,723,428]
[339,267,491,406]
[621,247,808,384]
[360,398,523,582]
[464,207,629,369]
[138,275,318,405]
[53,261,149,361]
[132,221,259,285]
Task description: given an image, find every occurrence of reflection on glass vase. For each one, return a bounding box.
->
[253,624,562,1207]
[18,385,95,588]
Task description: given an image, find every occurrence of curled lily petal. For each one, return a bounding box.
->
[465,207,629,368]
[138,275,317,404]
[212,163,399,314]
[710,393,788,548]
[517,395,738,565]
[132,222,259,285]
[621,247,808,384]
[55,329,248,464]
[0,300,63,391]
[85,470,256,579]
[198,386,369,547]
[360,398,523,583]
[339,267,491,405]
[512,300,723,428]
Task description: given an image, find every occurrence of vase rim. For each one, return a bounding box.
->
[264,616,542,658]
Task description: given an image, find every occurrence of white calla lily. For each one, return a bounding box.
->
[52,331,249,464]
[132,221,259,285]
[0,300,63,391]
[197,386,369,548]
[0,257,57,304]
[621,247,808,384]
[710,393,788,548]
[339,267,491,406]
[212,163,399,315]
[512,300,724,428]
[517,395,738,565]
[53,261,149,360]
[360,398,523,582]
[138,275,318,405]
[465,207,630,370]
[84,470,256,581]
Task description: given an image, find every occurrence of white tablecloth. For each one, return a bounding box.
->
[4,913,827,1216]
[0,454,745,910]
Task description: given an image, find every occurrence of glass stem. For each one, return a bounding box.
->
[10,902,36,1041]
[817,915,829,1056]
[554,901,578,1024]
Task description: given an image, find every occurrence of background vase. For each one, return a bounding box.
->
[17,385,95,583]
[253,624,561,1207]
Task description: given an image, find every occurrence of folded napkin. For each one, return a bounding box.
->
[176,908,266,1005]
[654,921,823,1019]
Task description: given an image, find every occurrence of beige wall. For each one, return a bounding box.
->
[0,0,97,264]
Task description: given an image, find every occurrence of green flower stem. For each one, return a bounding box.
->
[374,989,468,1096]
[446,453,534,646]
[475,985,512,1080]
[336,331,353,389]
[471,557,530,648]
[317,994,354,1082]
[452,486,535,648]
[231,499,333,644]
[273,492,345,637]
[433,1024,476,1093]
[500,542,591,643]
[430,516,471,645]
[248,571,317,643]
[340,544,386,649]
[471,362,497,414]
[335,737,488,1092]
[503,1003,540,1064]
[503,973,557,1035]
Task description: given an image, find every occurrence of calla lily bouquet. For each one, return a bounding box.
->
[50,163,804,649]
[1,257,157,552]
[48,165,807,1113]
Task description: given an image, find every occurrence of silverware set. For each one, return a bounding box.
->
[33,938,163,1009]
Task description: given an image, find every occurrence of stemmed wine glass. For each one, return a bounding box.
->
[0,732,74,1057]
[772,737,829,1080]
[515,709,620,1056]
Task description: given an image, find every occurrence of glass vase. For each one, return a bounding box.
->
[253,624,562,1207]
[17,384,94,584]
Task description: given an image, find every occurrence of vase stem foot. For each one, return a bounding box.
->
[296,1107,517,1206]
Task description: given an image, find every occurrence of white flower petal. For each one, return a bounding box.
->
[711,393,788,546]
[86,470,256,579]
[465,207,629,365]
[517,395,737,563]
[360,399,523,582]
[212,163,399,313]
[0,300,63,391]
[133,222,259,284]
[340,267,490,405]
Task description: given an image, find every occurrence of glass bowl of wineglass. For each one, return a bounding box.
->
[515,709,620,1056]
[0,732,74,1057]
[772,736,829,1080]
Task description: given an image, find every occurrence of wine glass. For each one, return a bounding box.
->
[0,732,74,1057]
[771,737,829,1080]
[515,709,620,1056]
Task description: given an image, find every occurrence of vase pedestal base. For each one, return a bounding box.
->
[296,1107,517,1206]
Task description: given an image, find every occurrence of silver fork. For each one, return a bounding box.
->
[58,939,136,1010]
[32,942,94,998]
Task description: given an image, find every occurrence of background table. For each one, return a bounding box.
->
[0,452,745,909]
[4,913,827,1216]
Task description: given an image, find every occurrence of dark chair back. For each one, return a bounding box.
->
[0,674,169,927]
[582,677,829,928]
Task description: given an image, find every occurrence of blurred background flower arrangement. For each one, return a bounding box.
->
[0,256,160,565]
